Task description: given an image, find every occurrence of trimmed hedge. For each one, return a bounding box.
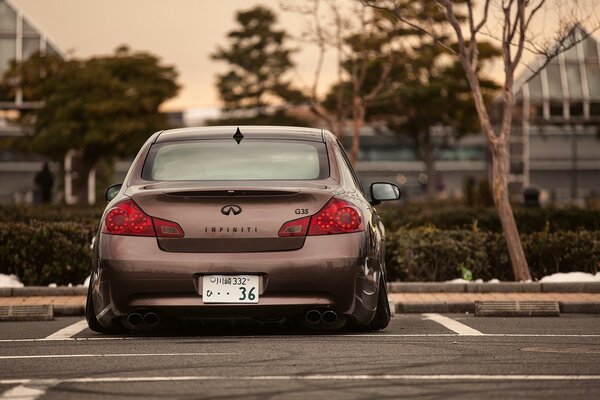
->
[0,221,97,286]
[1,205,599,284]
[0,205,104,224]
[386,227,600,282]
[379,205,600,233]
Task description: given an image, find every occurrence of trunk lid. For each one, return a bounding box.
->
[126,180,340,252]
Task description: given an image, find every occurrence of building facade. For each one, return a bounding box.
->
[0,0,64,203]
[0,3,597,205]
[510,27,600,204]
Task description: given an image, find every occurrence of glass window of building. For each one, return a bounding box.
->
[566,64,583,99]
[0,37,15,74]
[0,1,16,32]
[587,63,600,99]
[546,64,563,101]
[582,35,599,63]
[22,36,40,59]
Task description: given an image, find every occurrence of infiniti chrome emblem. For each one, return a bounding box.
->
[221,205,242,216]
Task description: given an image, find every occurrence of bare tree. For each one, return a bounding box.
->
[283,0,397,162]
[366,0,597,280]
[347,8,397,162]
[280,0,347,137]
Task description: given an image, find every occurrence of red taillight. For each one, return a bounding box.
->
[308,198,363,235]
[277,198,363,237]
[102,198,184,238]
[102,199,154,236]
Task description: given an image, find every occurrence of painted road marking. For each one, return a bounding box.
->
[1,374,600,386]
[0,382,57,400]
[0,353,238,360]
[44,320,88,340]
[422,313,484,336]
[1,333,600,343]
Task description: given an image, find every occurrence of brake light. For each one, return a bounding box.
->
[277,198,363,237]
[101,198,184,238]
[308,198,363,235]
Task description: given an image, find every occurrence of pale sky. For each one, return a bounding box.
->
[11,0,600,112]
[12,0,334,111]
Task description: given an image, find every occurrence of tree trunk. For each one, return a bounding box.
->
[422,136,437,203]
[491,142,531,281]
[351,95,364,164]
[66,150,97,205]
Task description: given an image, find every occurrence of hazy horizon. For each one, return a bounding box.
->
[12,0,600,112]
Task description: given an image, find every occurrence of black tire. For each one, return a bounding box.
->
[85,285,122,334]
[367,277,391,331]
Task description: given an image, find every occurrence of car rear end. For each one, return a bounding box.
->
[90,127,371,330]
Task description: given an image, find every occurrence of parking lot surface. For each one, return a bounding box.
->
[1,314,599,399]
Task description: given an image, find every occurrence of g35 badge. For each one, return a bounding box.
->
[295,208,309,215]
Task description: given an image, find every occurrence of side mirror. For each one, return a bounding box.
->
[370,182,401,205]
[105,183,123,202]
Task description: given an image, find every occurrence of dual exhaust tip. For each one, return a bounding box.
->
[305,309,338,325]
[126,311,160,328]
[128,309,336,328]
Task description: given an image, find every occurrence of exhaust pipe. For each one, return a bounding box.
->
[143,312,160,328]
[322,310,338,324]
[126,312,143,327]
[305,309,322,324]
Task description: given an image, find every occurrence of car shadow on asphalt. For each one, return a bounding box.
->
[85,317,376,338]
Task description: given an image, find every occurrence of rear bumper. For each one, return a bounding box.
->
[92,232,378,325]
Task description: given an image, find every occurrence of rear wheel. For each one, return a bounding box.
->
[368,277,391,331]
[85,284,123,334]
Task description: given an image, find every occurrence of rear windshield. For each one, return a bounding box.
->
[142,139,329,181]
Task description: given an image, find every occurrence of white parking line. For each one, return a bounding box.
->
[422,313,484,336]
[1,374,600,386]
[44,320,89,340]
[0,382,57,400]
[1,333,600,343]
[0,353,237,360]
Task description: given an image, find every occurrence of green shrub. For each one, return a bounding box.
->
[522,230,600,278]
[1,205,599,285]
[386,227,494,281]
[379,205,600,233]
[0,205,104,224]
[0,221,96,285]
[386,227,600,281]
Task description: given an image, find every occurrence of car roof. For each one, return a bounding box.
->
[155,126,327,143]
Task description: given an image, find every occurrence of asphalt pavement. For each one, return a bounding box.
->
[1,314,599,399]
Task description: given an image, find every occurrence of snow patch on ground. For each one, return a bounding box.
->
[540,272,600,282]
[0,274,24,288]
[446,272,600,283]
[447,278,484,283]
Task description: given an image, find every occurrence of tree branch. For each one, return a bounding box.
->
[440,0,500,148]
[363,1,457,54]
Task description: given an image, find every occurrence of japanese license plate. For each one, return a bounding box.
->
[202,275,259,304]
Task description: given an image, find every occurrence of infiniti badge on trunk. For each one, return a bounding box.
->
[221,205,242,215]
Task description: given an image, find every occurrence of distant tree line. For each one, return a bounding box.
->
[0,46,179,204]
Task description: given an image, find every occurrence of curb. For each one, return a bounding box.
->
[387,282,600,293]
[20,303,600,316]
[0,287,88,297]
[3,302,599,316]
[2,282,599,297]
[54,305,86,316]
[394,301,475,314]
[391,301,600,314]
